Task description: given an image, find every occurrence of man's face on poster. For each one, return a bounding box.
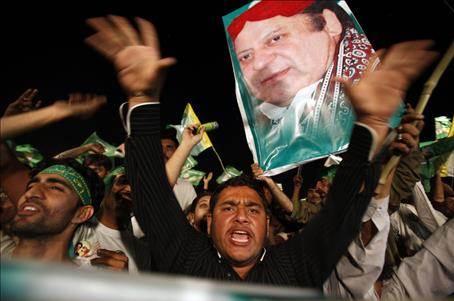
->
[234,11,341,107]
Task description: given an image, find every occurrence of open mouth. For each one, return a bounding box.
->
[261,68,290,86]
[229,230,252,246]
[17,204,40,216]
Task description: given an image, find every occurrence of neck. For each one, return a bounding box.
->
[97,207,121,230]
[13,232,72,263]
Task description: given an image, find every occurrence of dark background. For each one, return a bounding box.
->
[1,0,453,195]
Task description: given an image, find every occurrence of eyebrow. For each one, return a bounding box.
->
[27,176,73,191]
[46,177,73,190]
[236,27,283,57]
[219,200,263,208]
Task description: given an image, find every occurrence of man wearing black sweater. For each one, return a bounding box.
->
[85,16,437,288]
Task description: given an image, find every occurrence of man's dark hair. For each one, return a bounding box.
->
[209,175,269,215]
[83,154,112,172]
[187,191,212,215]
[161,128,179,146]
[32,158,104,213]
[303,0,355,36]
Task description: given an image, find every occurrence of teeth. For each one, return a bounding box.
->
[231,231,249,243]
[24,206,37,212]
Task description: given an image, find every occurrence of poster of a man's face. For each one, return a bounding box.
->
[224,0,400,174]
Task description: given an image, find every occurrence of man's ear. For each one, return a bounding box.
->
[206,213,212,236]
[322,9,342,37]
[72,205,94,224]
[187,212,195,225]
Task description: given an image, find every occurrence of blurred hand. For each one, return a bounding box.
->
[251,163,264,178]
[251,163,272,183]
[3,88,42,117]
[86,143,106,154]
[117,143,125,155]
[337,40,437,139]
[91,249,128,271]
[85,16,176,104]
[203,172,213,184]
[53,93,106,119]
[389,104,424,155]
[293,174,303,188]
[180,124,204,148]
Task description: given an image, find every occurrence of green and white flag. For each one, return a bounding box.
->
[216,166,243,184]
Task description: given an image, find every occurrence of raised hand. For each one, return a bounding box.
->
[85,16,176,103]
[389,104,424,155]
[3,88,42,117]
[293,174,303,189]
[53,93,106,119]
[180,124,204,149]
[86,143,106,154]
[203,172,213,191]
[337,40,438,140]
[203,172,213,184]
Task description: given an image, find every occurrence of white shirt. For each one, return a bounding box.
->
[72,220,145,274]
[0,231,16,259]
[381,218,454,299]
[259,80,320,123]
[173,178,197,211]
[323,196,390,300]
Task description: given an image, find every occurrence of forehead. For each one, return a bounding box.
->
[235,14,307,47]
[216,186,264,206]
[35,172,72,186]
[197,195,211,205]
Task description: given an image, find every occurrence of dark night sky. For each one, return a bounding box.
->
[1,1,453,194]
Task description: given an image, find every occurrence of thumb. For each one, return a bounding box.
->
[158,57,177,70]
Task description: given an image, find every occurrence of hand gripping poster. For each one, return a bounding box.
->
[223,0,400,175]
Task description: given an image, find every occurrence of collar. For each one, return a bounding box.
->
[258,80,320,123]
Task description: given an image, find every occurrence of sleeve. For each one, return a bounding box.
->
[125,103,205,271]
[381,218,454,299]
[412,181,447,232]
[279,123,383,288]
[323,196,390,299]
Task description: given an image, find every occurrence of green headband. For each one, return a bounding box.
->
[39,165,92,206]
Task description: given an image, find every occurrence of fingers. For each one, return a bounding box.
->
[380,40,438,81]
[158,57,177,69]
[85,33,123,60]
[97,249,128,261]
[364,49,386,75]
[108,15,140,46]
[251,163,264,178]
[397,122,422,137]
[135,17,160,50]
[90,143,105,154]
[91,249,129,271]
[197,125,206,136]
[390,124,420,155]
[86,17,128,59]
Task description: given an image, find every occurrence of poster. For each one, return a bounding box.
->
[223,0,400,175]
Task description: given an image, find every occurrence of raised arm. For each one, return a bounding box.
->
[252,163,293,213]
[0,93,106,141]
[85,16,204,271]
[281,41,438,287]
[165,125,204,187]
[54,143,105,160]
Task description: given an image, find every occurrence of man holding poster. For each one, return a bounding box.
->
[224,0,381,174]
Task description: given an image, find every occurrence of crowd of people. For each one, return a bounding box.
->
[0,10,452,301]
